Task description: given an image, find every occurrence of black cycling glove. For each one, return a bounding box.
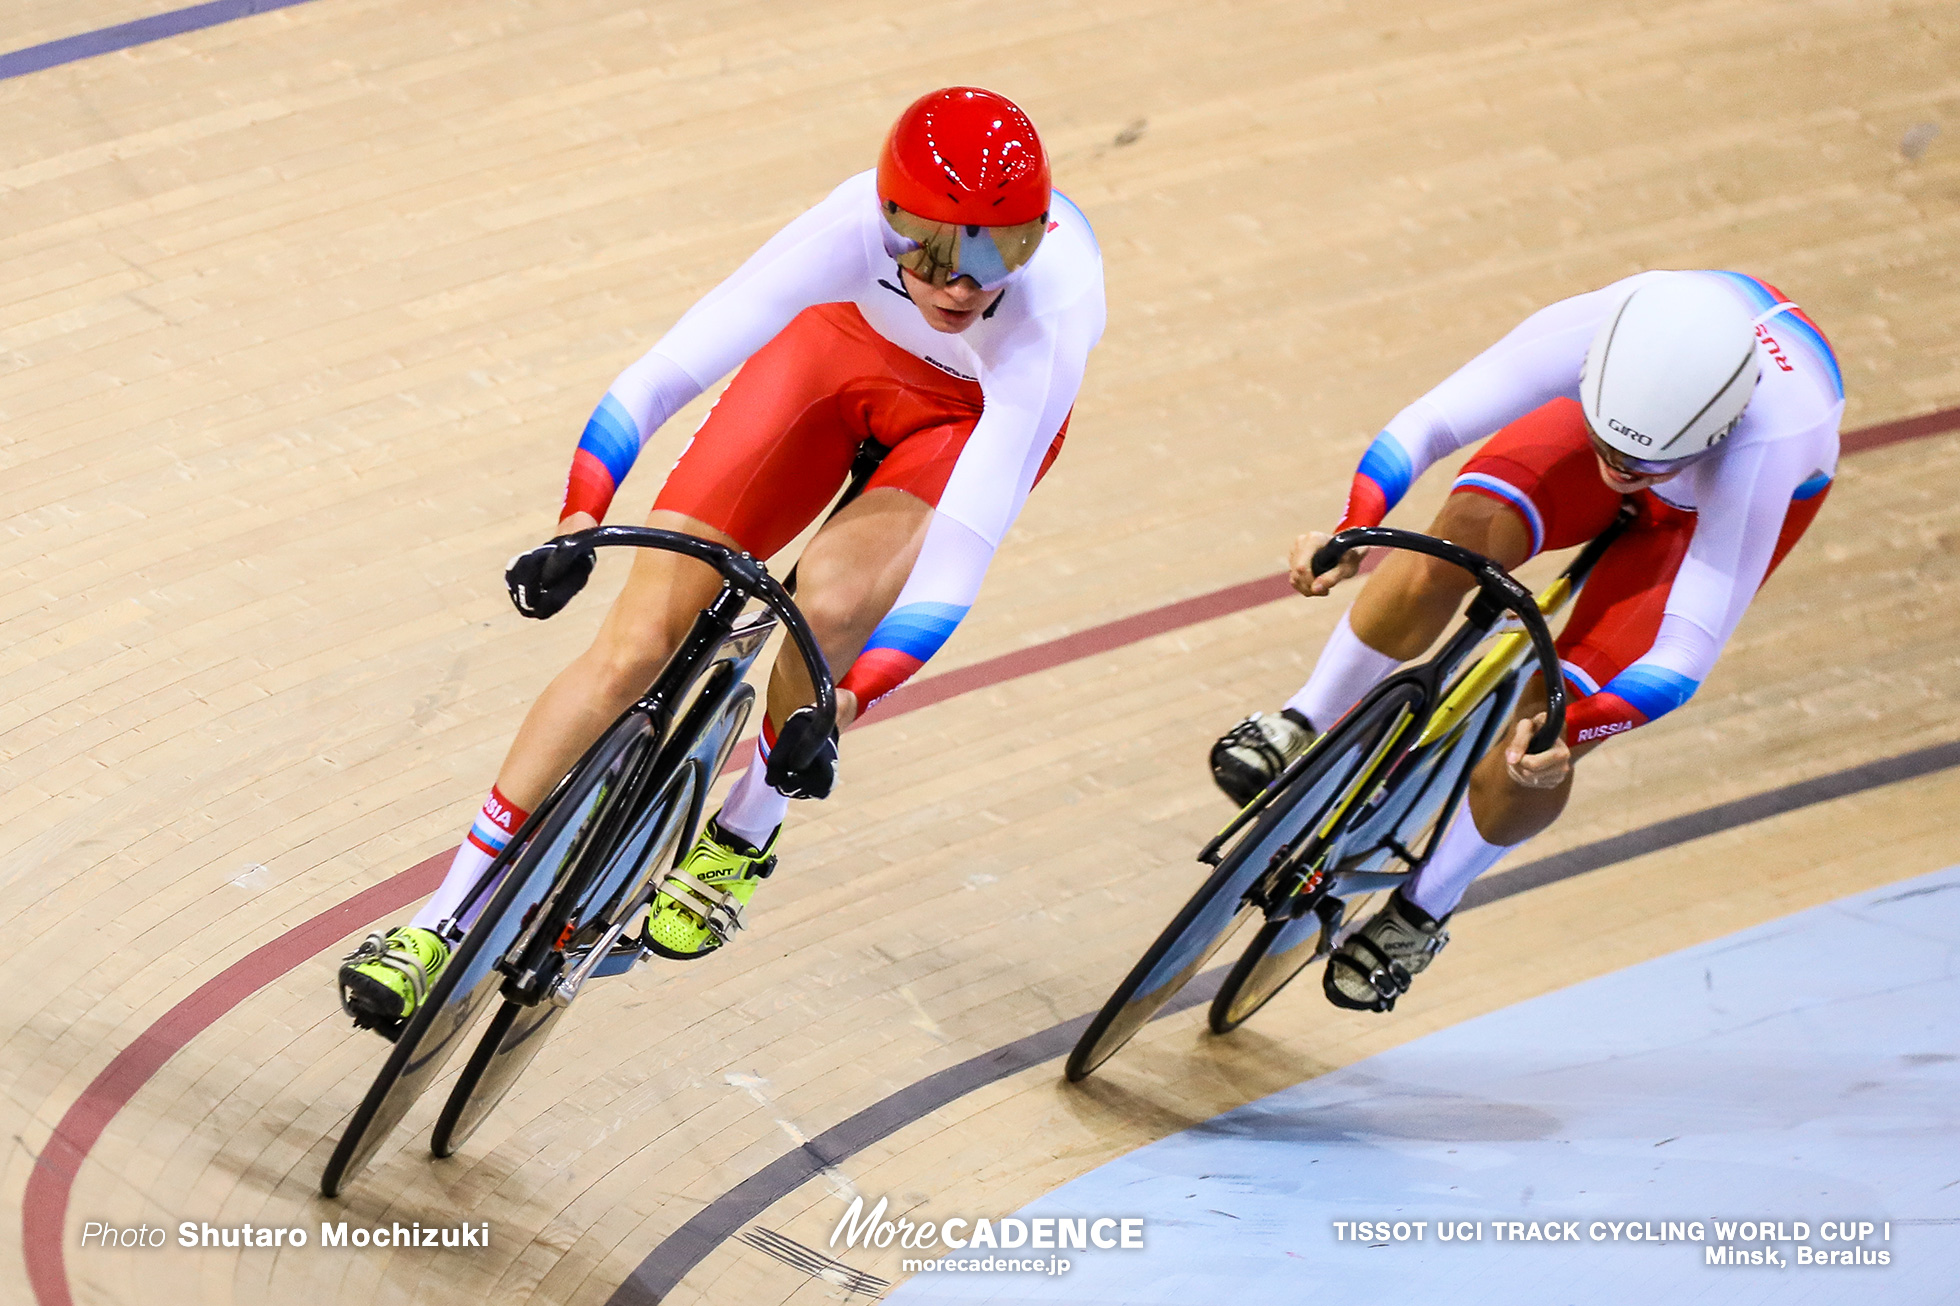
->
[505,537,596,619]
[764,704,841,800]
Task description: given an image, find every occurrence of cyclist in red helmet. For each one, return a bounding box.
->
[338,88,1105,1031]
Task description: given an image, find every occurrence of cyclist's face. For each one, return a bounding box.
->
[900,267,993,334]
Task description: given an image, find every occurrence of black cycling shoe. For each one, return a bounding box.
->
[1209,709,1315,805]
[1324,890,1449,1012]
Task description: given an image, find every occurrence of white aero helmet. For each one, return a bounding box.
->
[1580,274,1761,475]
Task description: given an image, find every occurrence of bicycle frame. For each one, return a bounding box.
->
[1200,503,1637,900]
[324,524,842,1194]
[496,608,774,1002]
[442,528,833,940]
[1068,508,1640,1078]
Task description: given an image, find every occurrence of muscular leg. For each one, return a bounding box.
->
[765,486,935,732]
[408,509,740,935]
[1348,490,1535,659]
[494,510,738,812]
[1466,676,1603,841]
[713,487,933,844]
[1403,677,1603,918]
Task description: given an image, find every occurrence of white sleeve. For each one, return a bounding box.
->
[1662,429,1823,654]
[566,183,874,504]
[828,514,988,708]
[1586,429,1825,725]
[634,184,871,407]
[1350,283,1629,516]
[564,185,878,517]
[597,351,705,446]
[838,294,1098,706]
[936,297,1097,548]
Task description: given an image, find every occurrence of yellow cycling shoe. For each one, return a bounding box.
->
[641,817,779,961]
[337,925,450,1040]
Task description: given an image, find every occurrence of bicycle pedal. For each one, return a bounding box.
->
[347,1007,407,1044]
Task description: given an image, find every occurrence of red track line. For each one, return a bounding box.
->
[20,403,1960,1306]
[20,852,451,1306]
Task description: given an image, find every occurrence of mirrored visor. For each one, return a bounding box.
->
[881,204,1047,291]
[1584,424,1719,479]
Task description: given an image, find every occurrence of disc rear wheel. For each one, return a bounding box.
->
[429,762,699,1157]
[1209,906,1337,1034]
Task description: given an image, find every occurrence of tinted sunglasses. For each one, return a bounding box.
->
[881,203,1047,291]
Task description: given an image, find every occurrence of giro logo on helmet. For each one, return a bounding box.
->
[1606,418,1653,445]
[876,87,1053,291]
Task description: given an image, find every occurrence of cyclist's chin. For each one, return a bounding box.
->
[914,302,981,333]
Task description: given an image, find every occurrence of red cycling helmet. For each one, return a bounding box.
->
[876,87,1052,289]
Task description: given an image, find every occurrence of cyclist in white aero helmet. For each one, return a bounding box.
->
[1581,274,1762,475]
[1212,269,1841,1014]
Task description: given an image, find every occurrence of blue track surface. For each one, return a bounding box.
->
[893,866,1960,1304]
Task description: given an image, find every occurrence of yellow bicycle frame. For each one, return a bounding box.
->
[1414,572,1579,749]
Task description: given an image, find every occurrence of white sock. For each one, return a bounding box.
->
[411,843,495,934]
[411,785,528,935]
[1283,609,1402,730]
[1405,801,1518,920]
[716,736,789,848]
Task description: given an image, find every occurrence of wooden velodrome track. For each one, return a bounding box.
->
[5,0,1957,1302]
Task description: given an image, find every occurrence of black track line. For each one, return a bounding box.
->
[609,735,1960,1302]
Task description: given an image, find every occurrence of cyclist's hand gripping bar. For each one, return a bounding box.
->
[505,536,597,619]
[508,527,839,761]
[1310,527,1566,755]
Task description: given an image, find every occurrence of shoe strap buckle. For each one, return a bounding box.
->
[653,867,747,943]
[345,930,436,1005]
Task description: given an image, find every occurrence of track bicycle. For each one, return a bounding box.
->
[1065,504,1636,1081]
[320,527,836,1196]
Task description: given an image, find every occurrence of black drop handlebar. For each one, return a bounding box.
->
[1310,528,1566,754]
[567,525,837,765]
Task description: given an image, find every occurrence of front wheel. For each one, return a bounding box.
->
[320,711,656,1197]
[1064,685,1423,1082]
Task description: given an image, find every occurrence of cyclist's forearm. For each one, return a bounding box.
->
[1331,400,1461,532]
[559,352,704,524]
[837,513,992,714]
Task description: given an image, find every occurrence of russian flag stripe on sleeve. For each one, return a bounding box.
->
[561,394,645,521]
[1599,664,1698,721]
[861,601,969,662]
[838,601,973,711]
[1335,432,1414,532]
[1707,270,1844,400]
[1565,664,1701,745]
[578,394,643,485]
[1356,433,1414,507]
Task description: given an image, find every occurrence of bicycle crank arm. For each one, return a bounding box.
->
[549,919,631,1009]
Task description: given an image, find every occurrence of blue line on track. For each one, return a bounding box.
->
[0,0,326,83]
